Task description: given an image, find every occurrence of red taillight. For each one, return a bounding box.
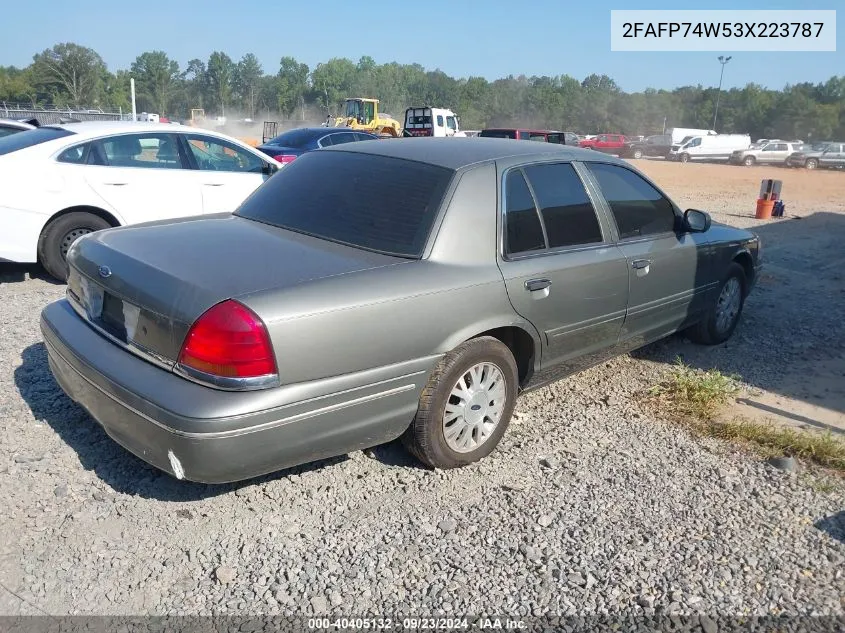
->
[273,154,297,164]
[178,300,277,382]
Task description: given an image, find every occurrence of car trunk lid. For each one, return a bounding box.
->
[66,213,404,365]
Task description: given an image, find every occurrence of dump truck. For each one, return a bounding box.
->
[326,98,402,138]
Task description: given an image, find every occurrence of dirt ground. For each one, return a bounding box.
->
[631,159,845,224]
[629,159,845,438]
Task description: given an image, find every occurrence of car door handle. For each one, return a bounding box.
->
[524,278,552,292]
[632,259,652,269]
[203,183,225,187]
[104,182,128,186]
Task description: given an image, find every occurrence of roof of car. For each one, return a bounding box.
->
[324,136,623,170]
[0,118,36,130]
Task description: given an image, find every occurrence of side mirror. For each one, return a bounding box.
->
[684,209,711,233]
[262,161,278,176]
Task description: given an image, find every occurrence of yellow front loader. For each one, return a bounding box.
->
[328,98,402,138]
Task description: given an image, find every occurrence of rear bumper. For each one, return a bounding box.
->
[41,299,434,483]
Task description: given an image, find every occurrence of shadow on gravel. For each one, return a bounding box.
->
[14,342,354,501]
[0,263,63,285]
[634,211,845,421]
[814,511,845,544]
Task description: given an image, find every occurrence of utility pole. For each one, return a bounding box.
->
[713,55,732,130]
[130,77,137,122]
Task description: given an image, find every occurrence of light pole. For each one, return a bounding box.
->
[712,55,732,130]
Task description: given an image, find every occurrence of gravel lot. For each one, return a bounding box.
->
[1,161,844,619]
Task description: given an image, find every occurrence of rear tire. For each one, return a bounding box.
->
[402,336,518,469]
[38,212,111,282]
[686,263,747,345]
[743,156,756,166]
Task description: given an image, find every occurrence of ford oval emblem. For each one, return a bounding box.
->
[98,265,112,279]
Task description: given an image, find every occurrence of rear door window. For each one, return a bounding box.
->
[100,133,186,169]
[235,151,453,258]
[329,132,358,145]
[523,163,603,248]
[0,126,74,156]
[504,170,546,255]
[586,162,677,239]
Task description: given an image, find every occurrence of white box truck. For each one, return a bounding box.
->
[667,127,716,145]
[403,107,466,137]
[669,134,752,163]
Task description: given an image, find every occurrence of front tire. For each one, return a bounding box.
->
[632,149,643,159]
[403,336,518,469]
[686,263,747,345]
[743,155,756,166]
[805,158,818,170]
[680,153,690,163]
[38,212,111,282]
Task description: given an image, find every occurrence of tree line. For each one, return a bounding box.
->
[1,42,844,141]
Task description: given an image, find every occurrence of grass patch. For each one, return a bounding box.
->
[648,358,741,420]
[648,358,845,473]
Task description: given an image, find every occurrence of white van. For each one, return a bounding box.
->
[668,127,716,145]
[669,134,751,163]
[404,107,466,137]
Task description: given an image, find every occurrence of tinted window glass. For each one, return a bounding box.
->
[436,115,444,127]
[318,135,334,147]
[0,126,74,155]
[479,130,517,139]
[329,132,357,145]
[528,133,547,142]
[268,128,315,148]
[523,163,602,248]
[186,134,264,173]
[446,116,457,131]
[354,132,376,142]
[57,142,90,164]
[0,126,24,138]
[236,151,452,258]
[587,163,676,239]
[546,133,561,144]
[101,133,185,169]
[504,170,545,255]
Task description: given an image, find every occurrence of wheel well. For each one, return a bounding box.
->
[474,326,536,387]
[733,252,754,293]
[44,206,121,234]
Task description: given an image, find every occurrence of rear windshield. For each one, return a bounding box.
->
[479,129,517,139]
[236,151,454,258]
[266,128,315,148]
[0,126,74,155]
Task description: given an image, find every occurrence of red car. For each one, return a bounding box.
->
[578,133,628,154]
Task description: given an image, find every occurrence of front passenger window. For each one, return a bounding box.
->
[185,134,264,173]
[586,163,677,239]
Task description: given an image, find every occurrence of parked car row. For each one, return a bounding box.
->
[37,136,761,483]
[0,121,281,281]
[478,128,579,145]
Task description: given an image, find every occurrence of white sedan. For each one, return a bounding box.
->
[0,121,279,281]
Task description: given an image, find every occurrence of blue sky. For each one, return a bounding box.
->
[0,0,841,91]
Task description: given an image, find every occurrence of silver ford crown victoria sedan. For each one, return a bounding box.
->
[40,138,761,483]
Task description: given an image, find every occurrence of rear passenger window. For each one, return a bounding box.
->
[523,163,603,248]
[586,163,677,239]
[504,170,545,255]
[57,143,90,164]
